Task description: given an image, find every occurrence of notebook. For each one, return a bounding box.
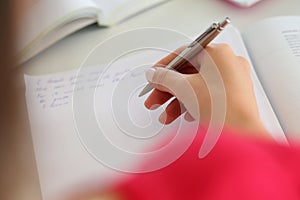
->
[17,0,169,64]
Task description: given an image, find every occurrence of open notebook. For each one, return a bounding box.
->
[24,16,299,200]
[17,0,169,64]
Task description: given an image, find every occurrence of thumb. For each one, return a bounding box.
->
[145,67,200,120]
[145,67,184,95]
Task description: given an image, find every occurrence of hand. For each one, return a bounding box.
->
[144,43,268,134]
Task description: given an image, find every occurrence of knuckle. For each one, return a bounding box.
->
[237,56,251,71]
[153,68,168,84]
[218,43,231,50]
[218,43,233,54]
[209,43,231,52]
[205,43,233,57]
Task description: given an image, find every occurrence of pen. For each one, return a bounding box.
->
[138,17,231,97]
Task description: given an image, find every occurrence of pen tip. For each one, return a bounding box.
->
[138,84,154,97]
[138,90,145,97]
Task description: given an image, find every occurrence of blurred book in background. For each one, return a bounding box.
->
[17,0,170,64]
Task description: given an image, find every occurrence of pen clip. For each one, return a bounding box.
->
[188,22,218,48]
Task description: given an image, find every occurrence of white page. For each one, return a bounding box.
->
[24,26,287,200]
[243,16,300,140]
[25,49,197,200]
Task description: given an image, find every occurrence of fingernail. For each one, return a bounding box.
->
[145,68,156,82]
[159,111,167,124]
[149,104,160,110]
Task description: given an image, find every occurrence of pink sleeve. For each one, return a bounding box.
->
[113,129,300,200]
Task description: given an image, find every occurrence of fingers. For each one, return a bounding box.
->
[154,46,199,74]
[184,112,195,122]
[144,67,182,111]
[159,98,186,124]
[197,43,251,77]
[237,56,251,74]
[155,46,186,67]
[144,45,204,112]
[144,67,200,120]
[144,66,198,124]
[144,89,173,110]
[145,67,184,95]
[143,43,263,134]
[145,43,237,125]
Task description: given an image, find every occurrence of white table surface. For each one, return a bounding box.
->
[17,1,300,199]
[21,0,300,75]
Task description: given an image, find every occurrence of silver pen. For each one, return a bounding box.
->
[138,17,231,97]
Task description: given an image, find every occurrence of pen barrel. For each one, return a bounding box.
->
[168,45,203,71]
[200,30,220,47]
[168,18,230,72]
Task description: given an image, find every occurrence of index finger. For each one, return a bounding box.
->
[155,46,198,74]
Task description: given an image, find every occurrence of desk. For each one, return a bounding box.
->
[21,0,300,74]
[18,0,300,199]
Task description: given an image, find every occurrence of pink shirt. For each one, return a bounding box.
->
[113,128,300,200]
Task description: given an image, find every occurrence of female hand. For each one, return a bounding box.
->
[144,43,268,134]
